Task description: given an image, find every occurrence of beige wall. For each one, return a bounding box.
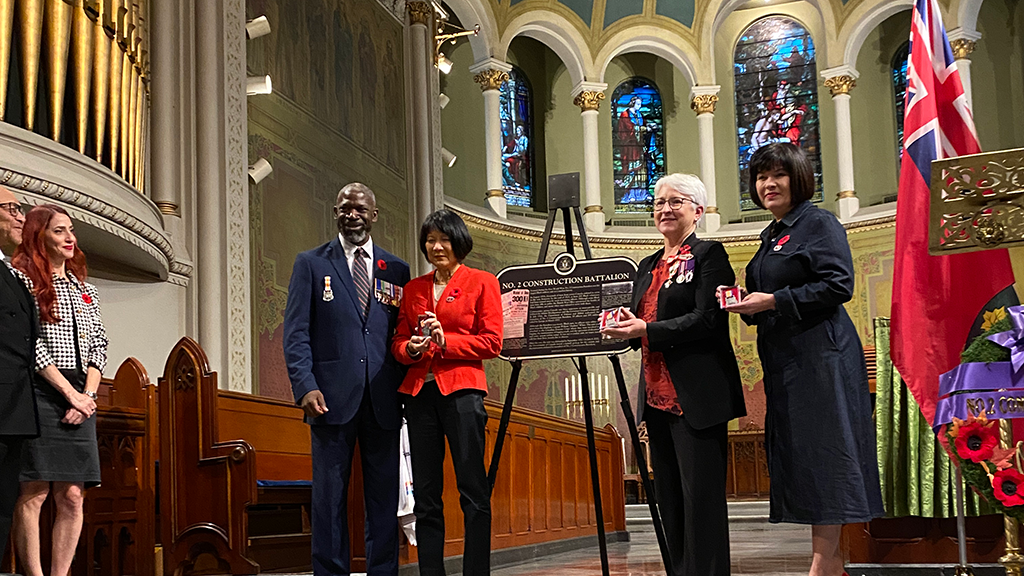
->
[973,0,1024,153]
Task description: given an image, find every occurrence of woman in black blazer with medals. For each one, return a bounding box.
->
[602,173,745,576]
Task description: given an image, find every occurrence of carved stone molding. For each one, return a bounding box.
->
[407,1,432,26]
[474,69,509,92]
[824,75,857,97]
[573,91,605,112]
[691,94,719,115]
[950,38,977,60]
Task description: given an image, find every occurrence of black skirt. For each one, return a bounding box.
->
[19,369,101,487]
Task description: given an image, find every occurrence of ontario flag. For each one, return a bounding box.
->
[891,0,1016,427]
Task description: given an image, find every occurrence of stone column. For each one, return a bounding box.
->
[572,83,606,233]
[407,2,434,238]
[150,0,179,219]
[690,86,721,233]
[949,28,980,112]
[823,67,859,220]
[470,59,511,218]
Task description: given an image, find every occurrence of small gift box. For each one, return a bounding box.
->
[719,286,741,308]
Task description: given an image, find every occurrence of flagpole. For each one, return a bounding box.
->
[954,464,972,576]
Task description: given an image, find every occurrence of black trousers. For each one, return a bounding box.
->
[405,382,490,576]
[0,437,23,560]
[310,389,399,576]
[645,406,731,576]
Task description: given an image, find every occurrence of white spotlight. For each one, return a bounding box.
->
[437,55,453,75]
[248,158,273,184]
[439,93,450,109]
[246,15,271,39]
[247,75,273,95]
[441,148,457,168]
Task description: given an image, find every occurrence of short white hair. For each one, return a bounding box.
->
[654,173,707,211]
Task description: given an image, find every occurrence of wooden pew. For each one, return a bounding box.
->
[2,358,157,576]
[160,337,627,575]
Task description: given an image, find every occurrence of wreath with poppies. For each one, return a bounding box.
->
[944,309,1024,518]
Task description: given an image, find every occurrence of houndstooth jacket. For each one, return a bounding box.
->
[11,268,108,374]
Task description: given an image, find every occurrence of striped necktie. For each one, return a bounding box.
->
[353,247,371,317]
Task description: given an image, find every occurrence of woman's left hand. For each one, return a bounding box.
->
[724,291,776,315]
[421,311,446,348]
[600,308,647,340]
[62,407,87,425]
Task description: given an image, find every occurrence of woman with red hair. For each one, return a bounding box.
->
[10,204,106,576]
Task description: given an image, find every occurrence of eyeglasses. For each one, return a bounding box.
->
[653,197,696,211]
[0,202,24,218]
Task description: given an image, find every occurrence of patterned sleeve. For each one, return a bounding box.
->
[11,269,56,372]
[85,282,108,373]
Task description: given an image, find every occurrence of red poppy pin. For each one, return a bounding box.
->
[773,234,791,252]
[446,288,462,303]
[377,259,387,271]
[81,293,93,304]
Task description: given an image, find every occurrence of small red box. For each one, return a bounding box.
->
[719,286,741,308]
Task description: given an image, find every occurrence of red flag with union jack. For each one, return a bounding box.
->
[891,0,1015,426]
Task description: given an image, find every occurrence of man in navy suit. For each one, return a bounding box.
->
[284,183,410,576]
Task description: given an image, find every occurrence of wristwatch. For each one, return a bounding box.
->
[85,390,98,400]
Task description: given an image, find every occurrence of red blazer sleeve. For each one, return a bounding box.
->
[442,271,503,361]
[391,279,437,365]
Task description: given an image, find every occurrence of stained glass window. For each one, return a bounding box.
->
[612,78,665,212]
[734,16,823,210]
[500,66,534,208]
[893,41,910,166]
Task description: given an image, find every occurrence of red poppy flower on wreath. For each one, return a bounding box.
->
[377,259,387,271]
[993,469,1024,507]
[954,418,999,463]
[81,293,92,304]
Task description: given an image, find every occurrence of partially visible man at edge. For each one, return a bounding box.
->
[0,186,40,560]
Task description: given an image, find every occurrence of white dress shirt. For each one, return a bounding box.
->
[339,233,375,282]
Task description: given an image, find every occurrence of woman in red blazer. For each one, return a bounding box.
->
[392,209,502,576]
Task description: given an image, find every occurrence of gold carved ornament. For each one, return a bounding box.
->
[950,38,977,60]
[691,94,718,115]
[824,75,856,97]
[407,1,432,26]
[474,69,509,92]
[928,148,1024,255]
[573,90,605,112]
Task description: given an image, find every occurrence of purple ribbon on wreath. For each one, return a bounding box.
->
[933,306,1024,430]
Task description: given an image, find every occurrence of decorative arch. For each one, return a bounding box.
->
[440,0,500,64]
[611,77,666,212]
[733,16,824,210]
[956,0,985,32]
[500,66,535,208]
[594,27,699,87]
[498,10,593,87]
[839,0,914,69]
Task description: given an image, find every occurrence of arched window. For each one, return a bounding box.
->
[500,66,534,208]
[612,78,665,212]
[892,41,910,166]
[734,16,823,210]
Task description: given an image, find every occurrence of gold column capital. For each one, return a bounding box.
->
[573,90,605,112]
[950,38,977,60]
[486,189,504,198]
[474,69,509,92]
[584,205,604,214]
[837,190,857,199]
[705,206,719,214]
[407,1,432,26]
[155,201,179,216]
[690,94,718,115]
[824,75,856,97]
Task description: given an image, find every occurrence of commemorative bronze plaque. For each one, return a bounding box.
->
[497,253,638,360]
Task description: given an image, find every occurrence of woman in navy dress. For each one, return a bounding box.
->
[720,143,882,576]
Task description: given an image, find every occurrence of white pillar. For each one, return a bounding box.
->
[823,67,859,220]
[470,59,511,218]
[690,86,720,233]
[408,2,434,236]
[948,29,980,113]
[573,83,606,233]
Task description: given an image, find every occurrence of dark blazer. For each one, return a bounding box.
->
[283,238,410,430]
[0,262,40,437]
[631,233,746,430]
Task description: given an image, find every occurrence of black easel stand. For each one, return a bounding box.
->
[486,197,674,576]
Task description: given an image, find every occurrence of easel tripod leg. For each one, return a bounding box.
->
[610,354,675,574]
[488,360,522,490]
[577,357,611,576]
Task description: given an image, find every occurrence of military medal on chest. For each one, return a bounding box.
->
[323,275,334,302]
[664,246,695,288]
